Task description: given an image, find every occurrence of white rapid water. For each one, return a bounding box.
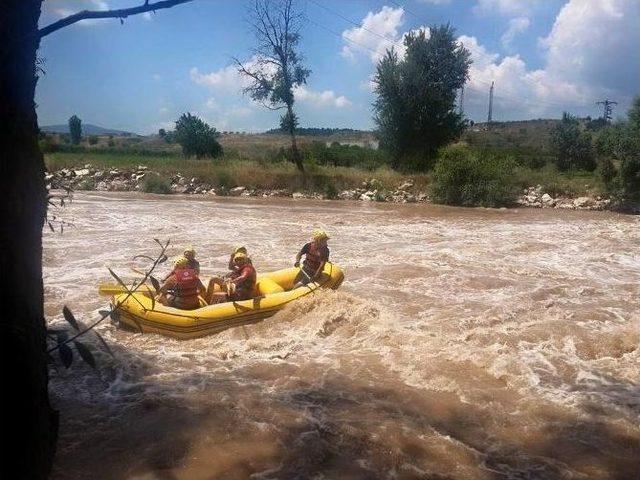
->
[45,192,640,479]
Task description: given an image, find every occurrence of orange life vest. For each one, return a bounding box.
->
[173,268,199,301]
[231,264,256,299]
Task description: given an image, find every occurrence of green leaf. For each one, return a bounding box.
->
[62,305,80,330]
[74,341,96,368]
[150,276,161,292]
[108,268,128,289]
[93,331,114,357]
[59,343,73,368]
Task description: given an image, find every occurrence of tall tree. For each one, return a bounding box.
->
[373,25,471,170]
[68,114,82,145]
[235,0,310,172]
[550,112,596,171]
[0,2,192,478]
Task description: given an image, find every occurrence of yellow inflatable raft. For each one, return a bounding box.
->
[109,262,344,339]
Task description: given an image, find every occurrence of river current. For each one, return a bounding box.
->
[45,192,640,479]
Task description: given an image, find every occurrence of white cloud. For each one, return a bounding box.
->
[500,16,530,49]
[205,98,218,110]
[52,0,109,26]
[142,11,153,21]
[418,0,451,3]
[190,66,242,91]
[341,6,405,63]
[293,86,352,108]
[473,0,539,17]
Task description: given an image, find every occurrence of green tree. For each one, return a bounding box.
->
[235,0,310,172]
[550,112,596,171]
[173,113,223,158]
[373,25,470,170]
[68,114,82,145]
[596,96,640,199]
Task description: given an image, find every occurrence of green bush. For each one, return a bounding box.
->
[216,170,232,189]
[431,146,518,207]
[141,175,171,194]
[39,135,59,153]
[88,135,98,145]
[174,113,223,158]
[76,177,95,190]
[550,112,596,171]
[596,96,640,200]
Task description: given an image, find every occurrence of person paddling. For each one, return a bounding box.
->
[162,246,200,282]
[156,256,205,310]
[293,229,330,287]
[206,252,257,304]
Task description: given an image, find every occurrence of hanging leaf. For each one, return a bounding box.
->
[62,305,80,330]
[61,223,64,234]
[74,341,96,368]
[56,331,69,343]
[98,309,111,318]
[158,255,168,264]
[48,222,55,232]
[150,293,156,311]
[133,254,155,262]
[108,268,128,289]
[93,331,114,357]
[59,343,73,368]
[150,276,161,292]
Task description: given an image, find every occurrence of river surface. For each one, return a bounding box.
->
[45,192,640,480]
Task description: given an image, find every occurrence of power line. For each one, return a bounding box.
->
[487,81,494,123]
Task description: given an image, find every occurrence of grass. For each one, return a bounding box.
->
[45,152,429,193]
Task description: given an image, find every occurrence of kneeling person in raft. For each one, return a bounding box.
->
[206,252,257,304]
[156,256,206,310]
[293,229,330,288]
[162,245,200,282]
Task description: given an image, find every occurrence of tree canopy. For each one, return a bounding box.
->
[174,113,223,158]
[373,25,470,170]
[68,115,82,145]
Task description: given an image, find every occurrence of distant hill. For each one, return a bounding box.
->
[264,127,372,137]
[40,123,136,136]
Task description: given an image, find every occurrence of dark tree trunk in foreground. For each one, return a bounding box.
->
[0,1,58,478]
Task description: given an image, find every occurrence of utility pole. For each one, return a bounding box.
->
[458,86,464,116]
[487,81,494,124]
[596,99,617,122]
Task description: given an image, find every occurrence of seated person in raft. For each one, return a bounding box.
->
[293,229,330,288]
[156,256,206,310]
[223,246,251,279]
[206,252,257,304]
[162,245,200,282]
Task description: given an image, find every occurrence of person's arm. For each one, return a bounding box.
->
[156,276,176,297]
[228,253,236,271]
[294,243,309,267]
[161,268,175,283]
[230,268,251,285]
[196,278,206,295]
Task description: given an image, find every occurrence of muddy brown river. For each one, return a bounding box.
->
[45,192,639,479]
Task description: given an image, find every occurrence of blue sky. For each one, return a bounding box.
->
[37,0,640,134]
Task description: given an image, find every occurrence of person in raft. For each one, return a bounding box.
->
[224,246,251,278]
[206,252,257,304]
[293,229,330,287]
[156,256,206,310]
[162,246,200,282]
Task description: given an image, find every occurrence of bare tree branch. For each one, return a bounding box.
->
[38,0,194,39]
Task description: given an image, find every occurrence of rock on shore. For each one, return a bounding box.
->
[45,165,618,211]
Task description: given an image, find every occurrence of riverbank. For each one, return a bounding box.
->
[45,157,621,212]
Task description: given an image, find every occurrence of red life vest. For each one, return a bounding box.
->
[232,264,256,299]
[173,268,199,299]
[303,242,326,273]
